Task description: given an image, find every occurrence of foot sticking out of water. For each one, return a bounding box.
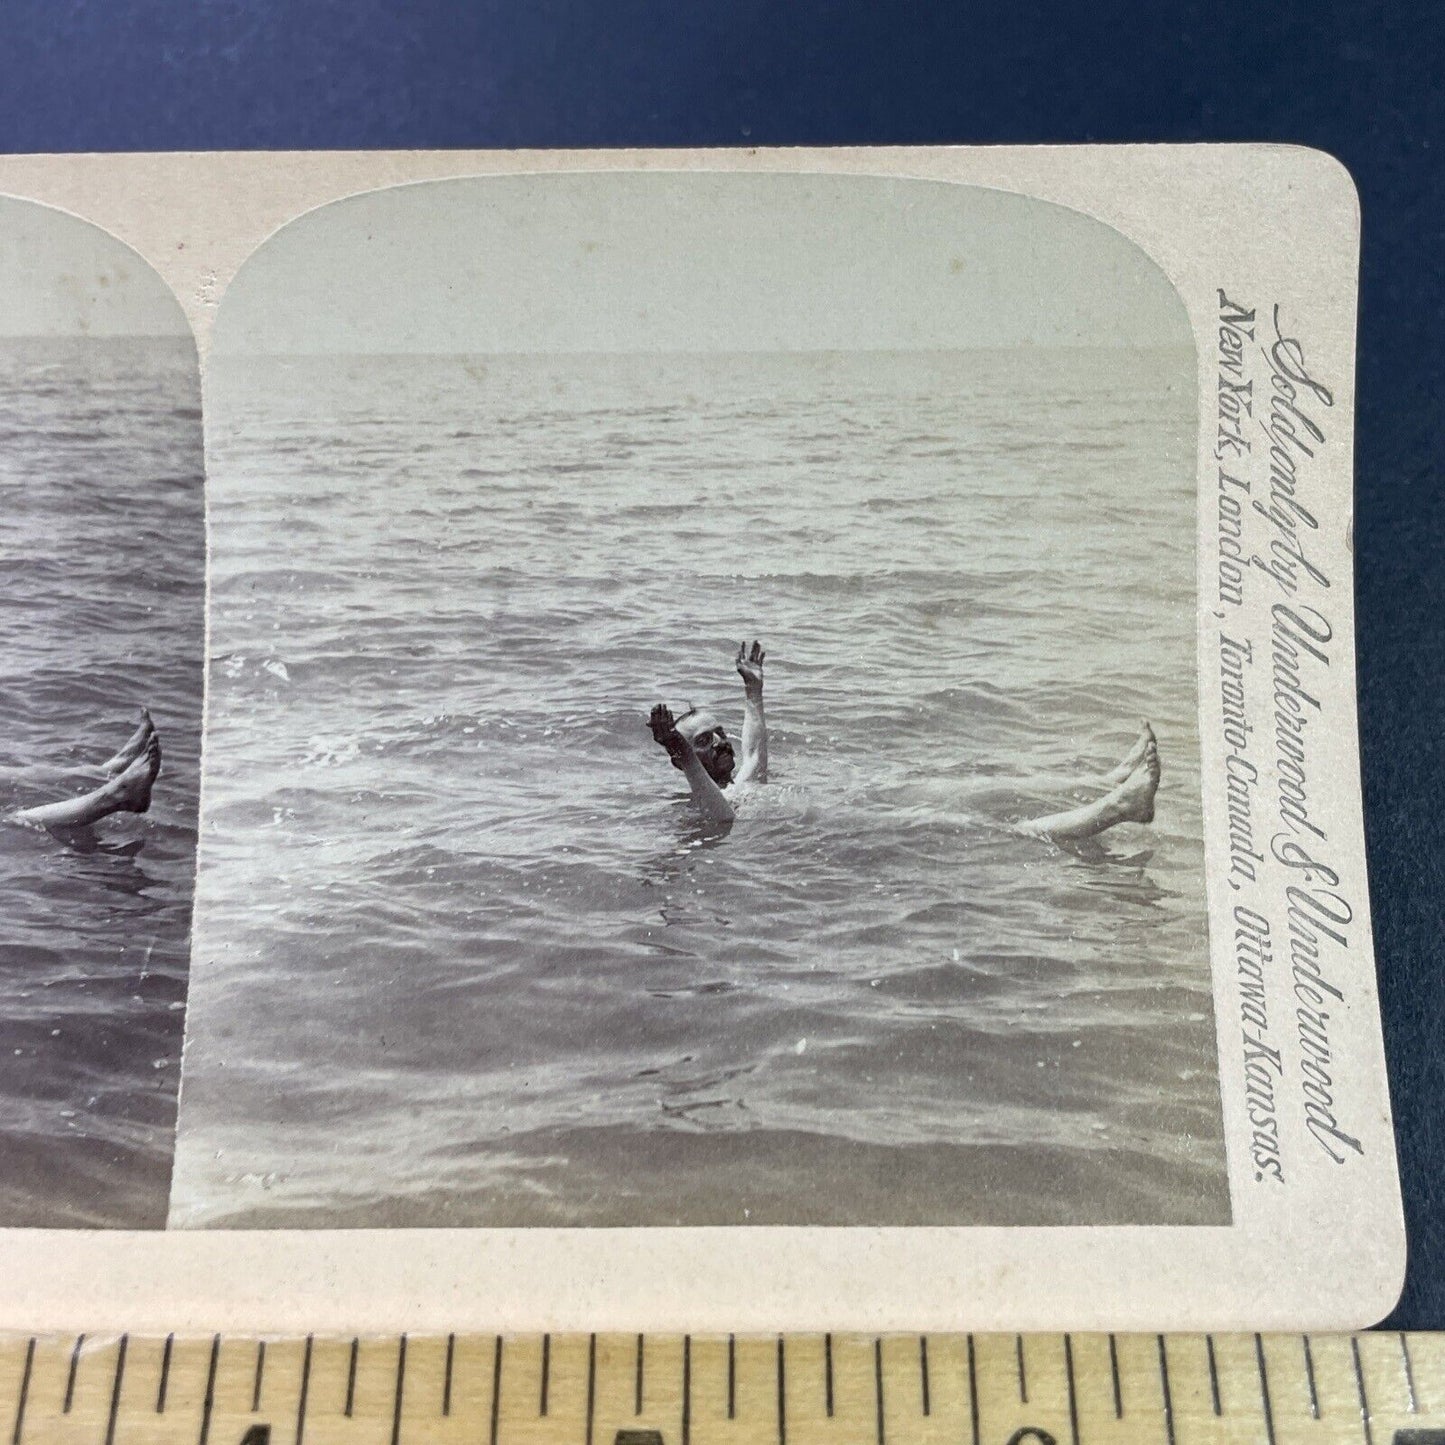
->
[1021,730,1160,841]
[101,707,155,776]
[12,722,162,829]
[1099,720,1156,787]
[108,734,163,812]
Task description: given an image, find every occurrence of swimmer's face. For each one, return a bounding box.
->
[677,711,735,786]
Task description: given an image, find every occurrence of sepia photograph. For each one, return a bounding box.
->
[169,171,1228,1229]
[0,196,204,1227]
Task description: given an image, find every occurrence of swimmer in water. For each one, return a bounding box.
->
[649,642,1160,841]
[11,708,162,829]
[648,640,767,826]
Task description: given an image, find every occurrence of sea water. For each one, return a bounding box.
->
[172,346,1228,1228]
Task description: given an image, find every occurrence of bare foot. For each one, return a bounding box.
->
[1110,735,1160,825]
[1101,720,1156,786]
[13,728,162,829]
[101,708,155,776]
[110,733,162,813]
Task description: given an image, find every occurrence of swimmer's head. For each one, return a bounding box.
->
[676,708,735,786]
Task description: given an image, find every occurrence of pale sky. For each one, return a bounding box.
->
[0,195,190,338]
[214,172,1190,356]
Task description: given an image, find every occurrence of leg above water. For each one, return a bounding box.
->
[12,732,162,830]
[1020,731,1160,842]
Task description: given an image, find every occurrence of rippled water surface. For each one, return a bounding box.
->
[0,338,203,1227]
[174,347,1228,1228]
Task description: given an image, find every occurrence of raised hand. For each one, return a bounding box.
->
[649,703,692,770]
[735,639,765,695]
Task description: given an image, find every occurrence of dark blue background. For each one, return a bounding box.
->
[3,0,1440,1326]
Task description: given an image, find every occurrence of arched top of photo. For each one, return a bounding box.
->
[208,170,1192,360]
[0,192,193,344]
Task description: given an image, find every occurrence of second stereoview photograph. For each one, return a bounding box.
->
[0,196,204,1228]
[168,171,1227,1229]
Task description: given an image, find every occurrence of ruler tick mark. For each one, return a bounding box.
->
[11,1337,34,1445]
[1402,1333,1419,1412]
[489,1337,503,1445]
[1156,1336,1175,1445]
[1064,1334,1080,1445]
[777,1335,787,1445]
[104,1335,128,1445]
[540,1333,551,1416]
[390,1334,407,1445]
[682,1335,692,1445]
[919,1336,930,1417]
[1016,1335,1028,1404]
[1108,1333,1122,1418]
[252,1340,266,1412]
[295,1335,313,1445]
[1352,1336,1374,1445]
[198,1334,220,1445]
[1206,1335,1222,1416]
[727,1334,736,1421]
[967,1335,980,1445]
[1255,1334,1277,1445]
[1303,1335,1320,1419]
[157,1332,174,1413]
[345,1337,359,1417]
[824,1334,834,1418]
[443,1333,455,1417]
[874,1338,886,1445]
[585,1334,597,1445]
[64,1334,84,1412]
